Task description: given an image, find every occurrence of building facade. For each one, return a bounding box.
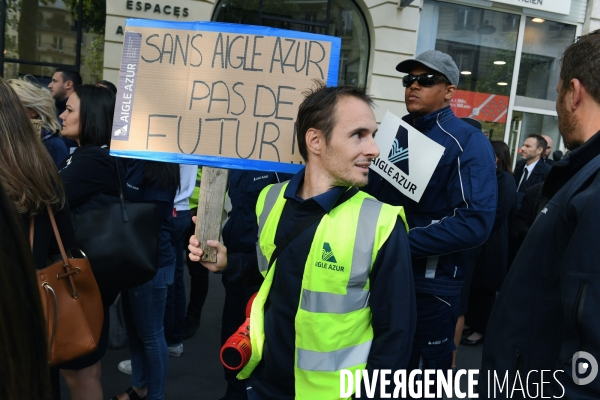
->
[2,0,600,159]
[100,0,599,160]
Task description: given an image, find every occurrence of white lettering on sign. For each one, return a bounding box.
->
[492,0,571,15]
[453,99,471,110]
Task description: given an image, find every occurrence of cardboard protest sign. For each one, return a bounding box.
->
[110,19,341,173]
[370,111,445,203]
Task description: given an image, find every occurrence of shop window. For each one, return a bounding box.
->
[418,0,520,140]
[502,15,519,33]
[516,17,576,104]
[213,0,370,86]
[509,112,560,164]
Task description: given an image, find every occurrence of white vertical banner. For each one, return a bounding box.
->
[370,111,445,203]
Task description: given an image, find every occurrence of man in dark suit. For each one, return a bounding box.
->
[514,134,551,210]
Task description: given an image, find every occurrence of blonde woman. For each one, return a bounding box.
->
[8,76,68,166]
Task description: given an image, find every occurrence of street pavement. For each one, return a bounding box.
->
[59,272,485,399]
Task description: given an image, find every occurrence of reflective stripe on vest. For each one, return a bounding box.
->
[300,199,382,314]
[255,182,286,273]
[297,340,373,372]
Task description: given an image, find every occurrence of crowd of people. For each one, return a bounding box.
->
[1,28,600,400]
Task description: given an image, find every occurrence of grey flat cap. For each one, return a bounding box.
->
[396,50,460,87]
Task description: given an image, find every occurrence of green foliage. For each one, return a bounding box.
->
[81,33,104,82]
[65,0,106,35]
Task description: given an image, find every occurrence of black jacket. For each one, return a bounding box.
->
[511,182,544,247]
[471,170,516,292]
[514,159,551,210]
[22,200,77,271]
[58,146,124,211]
[480,131,600,399]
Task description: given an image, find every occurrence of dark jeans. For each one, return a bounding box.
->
[186,208,209,320]
[164,210,190,346]
[123,265,174,400]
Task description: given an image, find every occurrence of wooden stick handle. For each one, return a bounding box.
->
[195,167,229,263]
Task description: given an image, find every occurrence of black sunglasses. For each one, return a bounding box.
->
[402,73,451,88]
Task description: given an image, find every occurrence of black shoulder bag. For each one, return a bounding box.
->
[71,158,159,303]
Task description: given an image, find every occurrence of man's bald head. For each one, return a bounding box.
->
[542,135,553,158]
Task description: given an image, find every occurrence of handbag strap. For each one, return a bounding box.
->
[46,204,69,263]
[46,204,79,298]
[267,187,359,270]
[30,217,35,251]
[114,157,129,223]
[42,282,58,359]
[30,206,72,264]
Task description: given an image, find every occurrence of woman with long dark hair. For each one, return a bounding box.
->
[0,183,50,400]
[59,84,123,209]
[113,160,179,400]
[462,140,516,346]
[58,84,124,399]
[0,77,63,399]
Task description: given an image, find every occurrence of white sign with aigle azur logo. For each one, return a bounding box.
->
[370,111,445,203]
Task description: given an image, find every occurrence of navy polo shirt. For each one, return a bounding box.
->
[283,168,346,211]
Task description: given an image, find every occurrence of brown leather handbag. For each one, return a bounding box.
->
[31,204,104,366]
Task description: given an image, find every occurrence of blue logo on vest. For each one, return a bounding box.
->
[388,128,409,175]
[316,243,344,272]
[322,242,337,263]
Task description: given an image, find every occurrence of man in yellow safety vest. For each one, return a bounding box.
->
[189,83,416,400]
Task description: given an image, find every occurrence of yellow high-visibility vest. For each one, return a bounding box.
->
[188,168,203,209]
[238,182,407,399]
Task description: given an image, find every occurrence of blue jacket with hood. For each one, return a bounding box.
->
[366,106,497,296]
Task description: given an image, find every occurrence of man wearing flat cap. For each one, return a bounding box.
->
[366,50,497,376]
